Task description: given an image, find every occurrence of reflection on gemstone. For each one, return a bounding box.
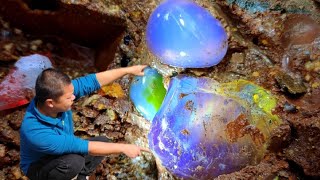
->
[0,54,53,111]
[148,76,282,178]
[146,0,228,68]
[129,67,166,121]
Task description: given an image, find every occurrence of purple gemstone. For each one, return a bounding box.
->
[148,76,265,178]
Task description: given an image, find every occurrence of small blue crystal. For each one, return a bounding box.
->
[129,67,166,121]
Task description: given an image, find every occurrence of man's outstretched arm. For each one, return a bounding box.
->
[88,141,150,158]
[96,65,147,87]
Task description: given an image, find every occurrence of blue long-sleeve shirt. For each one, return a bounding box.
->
[20,74,101,174]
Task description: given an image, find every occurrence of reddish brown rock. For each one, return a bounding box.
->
[281,15,320,48]
[0,0,320,179]
[216,154,293,179]
[0,0,126,70]
[282,114,320,176]
[276,88,320,176]
[0,119,20,146]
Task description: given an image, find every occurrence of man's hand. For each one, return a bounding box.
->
[126,65,148,76]
[122,144,151,158]
[88,141,151,158]
[96,65,148,86]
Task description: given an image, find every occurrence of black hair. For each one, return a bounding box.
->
[35,68,71,105]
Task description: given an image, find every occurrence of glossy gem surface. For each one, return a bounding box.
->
[129,67,166,121]
[148,76,281,178]
[146,0,228,68]
[0,54,53,111]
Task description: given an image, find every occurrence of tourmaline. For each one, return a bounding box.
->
[148,76,282,178]
[129,67,166,121]
[146,0,228,68]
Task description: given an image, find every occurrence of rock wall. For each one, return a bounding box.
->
[0,0,319,179]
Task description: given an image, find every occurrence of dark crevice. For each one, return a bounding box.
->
[24,0,60,10]
[315,0,320,8]
[120,54,131,67]
[287,160,320,180]
[287,160,305,179]
[287,121,298,140]
[123,34,132,45]
[252,37,259,46]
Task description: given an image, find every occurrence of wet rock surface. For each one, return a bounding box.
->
[0,0,319,179]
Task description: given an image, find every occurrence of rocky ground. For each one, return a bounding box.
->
[0,0,319,179]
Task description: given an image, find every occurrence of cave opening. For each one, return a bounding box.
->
[0,0,127,71]
[24,0,60,11]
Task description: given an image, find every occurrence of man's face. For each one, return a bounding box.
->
[52,83,75,112]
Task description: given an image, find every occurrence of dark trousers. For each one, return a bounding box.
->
[26,136,110,180]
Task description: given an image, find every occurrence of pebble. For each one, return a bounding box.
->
[275,71,307,95]
[13,28,22,35]
[283,102,297,113]
[30,45,38,51]
[3,43,14,51]
[30,39,43,46]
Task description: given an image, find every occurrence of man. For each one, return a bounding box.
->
[20,65,150,180]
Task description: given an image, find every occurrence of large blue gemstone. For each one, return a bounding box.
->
[146,0,228,68]
[148,76,281,178]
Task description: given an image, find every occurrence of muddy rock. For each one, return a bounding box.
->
[90,95,114,110]
[0,0,320,179]
[281,15,320,48]
[112,99,133,119]
[275,71,308,94]
[79,106,100,119]
[282,112,320,176]
[216,154,293,179]
[268,123,292,152]
[0,144,7,169]
[104,131,124,140]
[0,119,20,146]
[94,113,118,126]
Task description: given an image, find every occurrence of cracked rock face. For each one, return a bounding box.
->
[0,0,320,179]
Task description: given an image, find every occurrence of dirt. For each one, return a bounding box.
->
[0,0,319,179]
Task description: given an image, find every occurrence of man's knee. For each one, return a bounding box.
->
[61,154,85,172]
[52,154,85,179]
